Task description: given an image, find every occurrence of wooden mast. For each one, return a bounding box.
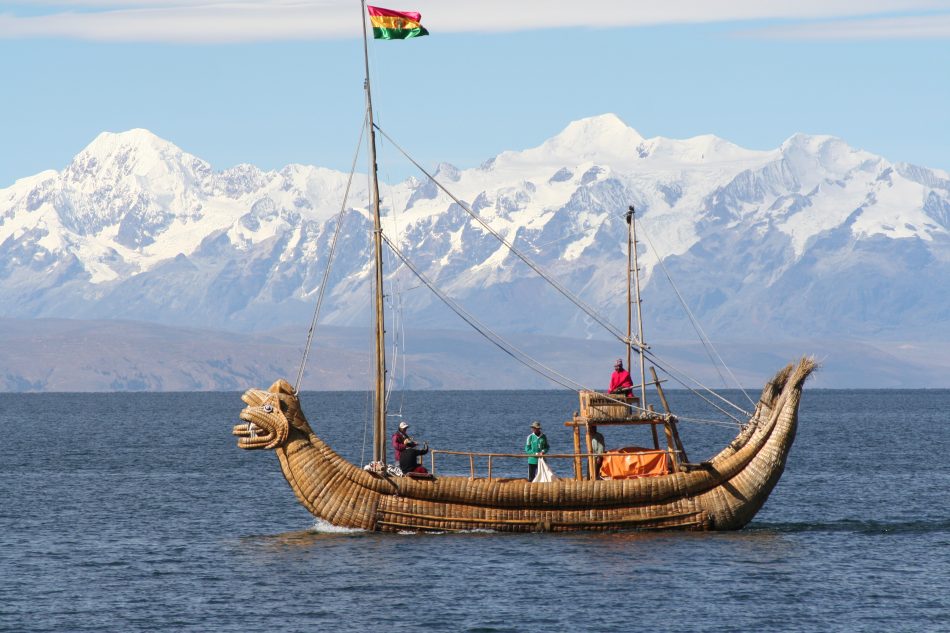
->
[626,207,633,377]
[628,205,647,407]
[361,0,387,464]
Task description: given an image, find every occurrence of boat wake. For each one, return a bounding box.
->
[308,518,366,535]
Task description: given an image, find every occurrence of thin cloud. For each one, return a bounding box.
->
[0,3,357,43]
[3,1,950,43]
[742,13,950,39]
[15,1,283,6]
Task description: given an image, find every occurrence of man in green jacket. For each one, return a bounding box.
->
[525,420,549,482]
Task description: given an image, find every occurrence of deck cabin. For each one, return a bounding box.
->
[565,390,688,480]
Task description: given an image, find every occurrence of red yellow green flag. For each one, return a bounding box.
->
[367,6,429,40]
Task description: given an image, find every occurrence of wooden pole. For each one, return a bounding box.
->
[650,365,687,468]
[648,404,660,449]
[629,206,647,409]
[670,420,688,464]
[662,419,680,472]
[572,419,582,480]
[650,366,671,413]
[626,207,633,374]
[649,365,679,471]
[361,0,387,465]
[584,423,595,480]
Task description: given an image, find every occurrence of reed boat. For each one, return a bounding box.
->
[232,3,815,532]
[234,357,813,533]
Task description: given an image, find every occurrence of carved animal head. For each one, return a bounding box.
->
[233,378,313,450]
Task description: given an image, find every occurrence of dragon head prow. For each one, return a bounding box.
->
[233,378,314,450]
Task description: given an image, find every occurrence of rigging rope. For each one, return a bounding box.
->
[360,338,374,466]
[293,114,368,393]
[375,123,757,422]
[381,233,666,417]
[356,123,754,428]
[385,225,750,426]
[676,415,748,429]
[381,234,581,391]
[636,219,756,408]
[639,347,750,422]
[379,147,409,415]
[373,123,644,352]
[384,248,403,408]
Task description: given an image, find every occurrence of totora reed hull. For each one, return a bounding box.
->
[233,358,814,533]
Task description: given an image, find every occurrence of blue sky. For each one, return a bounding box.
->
[1,1,949,187]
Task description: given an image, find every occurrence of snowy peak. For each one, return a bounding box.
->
[779,133,882,180]
[548,114,644,152]
[493,114,644,171]
[55,129,214,240]
[66,128,209,186]
[539,113,644,162]
[493,115,775,178]
[80,128,179,160]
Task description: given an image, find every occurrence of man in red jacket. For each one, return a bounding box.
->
[608,359,634,396]
[392,421,415,462]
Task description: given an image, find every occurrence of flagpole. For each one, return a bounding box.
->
[361,0,388,465]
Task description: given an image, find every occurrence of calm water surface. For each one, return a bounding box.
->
[1,389,948,632]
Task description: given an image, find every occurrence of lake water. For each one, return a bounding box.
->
[1,389,948,632]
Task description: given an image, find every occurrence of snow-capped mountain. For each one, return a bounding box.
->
[2,115,949,344]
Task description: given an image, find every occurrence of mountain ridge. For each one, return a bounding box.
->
[2,114,948,357]
[2,317,946,391]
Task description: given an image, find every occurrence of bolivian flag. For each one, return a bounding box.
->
[367,6,429,40]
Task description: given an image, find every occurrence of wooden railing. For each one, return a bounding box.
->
[427,448,679,481]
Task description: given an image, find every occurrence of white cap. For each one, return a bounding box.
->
[398,421,409,430]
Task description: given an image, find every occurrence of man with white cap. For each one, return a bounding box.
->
[392,421,416,463]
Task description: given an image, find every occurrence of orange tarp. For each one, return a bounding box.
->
[599,446,669,480]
